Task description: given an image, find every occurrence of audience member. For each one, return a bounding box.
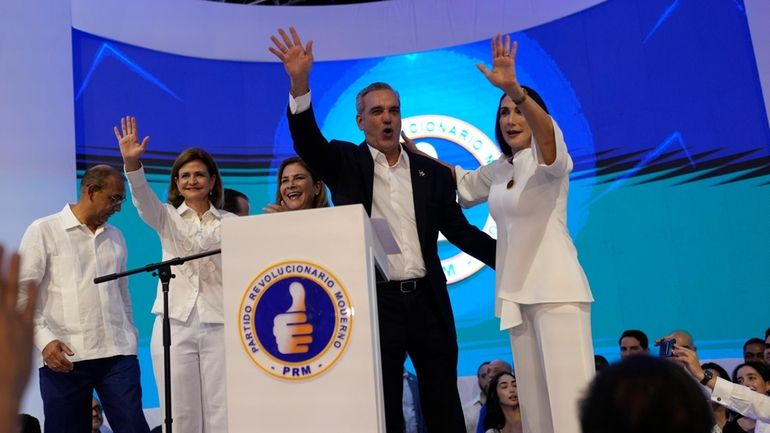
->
[619,329,649,359]
[18,166,149,433]
[483,371,522,433]
[477,363,492,395]
[733,361,770,432]
[580,355,714,433]
[670,330,697,351]
[593,355,609,373]
[472,360,513,433]
[671,340,770,432]
[701,362,744,433]
[765,330,770,364]
[91,396,113,433]
[743,338,766,363]
[487,360,513,380]
[0,246,36,433]
[732,361,770,396]
[463,362,491,433]
[17,414,41,433]
[223,188,250,216]
[402,368,426,433]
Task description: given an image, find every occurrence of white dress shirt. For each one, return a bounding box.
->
[125,166,232,324]
[710,377,770,432]
[462,396,483,433]
[290,91,426,280]
[19,204,138,362]
[455,118,593,329]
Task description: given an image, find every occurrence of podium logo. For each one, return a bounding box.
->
[238,260,353,380]
[402,114,500,284]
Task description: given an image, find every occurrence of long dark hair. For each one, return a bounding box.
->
[732,361,770,388]
[494,85,549,157]
[483,371,516,431]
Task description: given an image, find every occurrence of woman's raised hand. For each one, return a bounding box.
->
[477,34,519,93]
[114,116,149,171]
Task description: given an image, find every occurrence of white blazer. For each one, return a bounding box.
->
[455,118,593,329]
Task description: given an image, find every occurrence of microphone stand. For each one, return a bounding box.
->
[95,248,221,433]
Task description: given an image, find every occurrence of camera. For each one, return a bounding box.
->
[658,338,676,357]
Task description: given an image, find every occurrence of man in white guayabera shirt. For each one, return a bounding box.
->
[18,165,149,433]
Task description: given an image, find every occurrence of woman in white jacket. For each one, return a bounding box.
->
[115,117,232,433]
[406,34,595,433]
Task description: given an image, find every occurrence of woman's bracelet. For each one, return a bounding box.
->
[512,87,528,105]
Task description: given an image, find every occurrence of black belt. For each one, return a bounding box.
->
[378,277,429,293]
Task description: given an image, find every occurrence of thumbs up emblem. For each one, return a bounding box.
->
[239,261,354,380]
[273,281,314,354]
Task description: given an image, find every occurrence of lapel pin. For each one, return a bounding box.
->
[418,170,426,177]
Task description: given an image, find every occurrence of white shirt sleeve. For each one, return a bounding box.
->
[532,117,572,177]
[455,161,496,208]
[18,223,57,352]
[289,91,312,114]
[710,377,770,422]
[125,165,169,233]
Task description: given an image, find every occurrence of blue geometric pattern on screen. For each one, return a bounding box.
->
[75,42,182,101]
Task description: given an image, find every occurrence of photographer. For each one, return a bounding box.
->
[669,338,770,432]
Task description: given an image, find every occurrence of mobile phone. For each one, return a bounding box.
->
[658,338,676,357]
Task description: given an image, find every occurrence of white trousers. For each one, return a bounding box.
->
[151,306,228,433]
[509,303,595,433]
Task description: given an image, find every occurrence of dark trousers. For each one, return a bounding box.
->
[377,282,465,433]
[39,355,150,433]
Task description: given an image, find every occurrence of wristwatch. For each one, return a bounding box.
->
[700,369,714,385]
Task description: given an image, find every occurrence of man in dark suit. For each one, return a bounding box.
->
[269,27,496,433]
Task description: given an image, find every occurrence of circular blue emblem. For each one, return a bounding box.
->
[238,260,353,380]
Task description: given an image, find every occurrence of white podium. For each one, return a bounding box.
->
[221,205,388,433]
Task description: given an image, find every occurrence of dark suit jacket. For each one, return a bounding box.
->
[289,105,495,334]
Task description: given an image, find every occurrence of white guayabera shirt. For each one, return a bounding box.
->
[19,204,138,363]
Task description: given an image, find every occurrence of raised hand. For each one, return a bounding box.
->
[114,116,149,171]
[0,247,37,408]
[476,34,519,93]
[268,27,314,96]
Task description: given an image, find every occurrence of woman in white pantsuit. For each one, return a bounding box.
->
[115,117,232,433]
[406,35,595,433]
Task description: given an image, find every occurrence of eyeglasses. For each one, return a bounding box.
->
[107,194,126,205]
[90,184,125,205]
